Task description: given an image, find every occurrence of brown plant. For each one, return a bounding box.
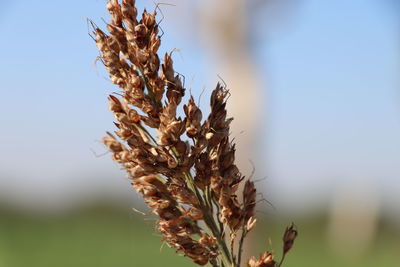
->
[91,1,296,266]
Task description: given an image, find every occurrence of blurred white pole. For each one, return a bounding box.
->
[198,0,263,176]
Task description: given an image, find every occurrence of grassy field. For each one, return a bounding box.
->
[0,205,398,267]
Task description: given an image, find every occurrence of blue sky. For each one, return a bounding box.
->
[264,0,400,213]
[0,0,398,216]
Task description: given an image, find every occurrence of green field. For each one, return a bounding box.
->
[0,205,398,267]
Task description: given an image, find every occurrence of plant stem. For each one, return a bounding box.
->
[277,252,286,267]
[236,226,247,267]
[185,172,232,266]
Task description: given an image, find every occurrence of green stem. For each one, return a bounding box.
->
[236,226,247,267]
[212,196,224,234]
[185,172,232,266]
[277,252,286,267]
[203,211,232,265]
[137,66,161,108]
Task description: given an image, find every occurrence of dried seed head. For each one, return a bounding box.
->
[121,0,137,21]
[246,217,257,232]
[283,223,298,254]
[243,180,257,223]
[194,152,212,190]
[184,96,203,138]
[103,135,125,153]
[93,1,293,265]
[158,102,185,146]
[199,235,217,248]
[142,9,156,28]
[187,207,203,220]
[247,251,276,267]
[247,256,258,267]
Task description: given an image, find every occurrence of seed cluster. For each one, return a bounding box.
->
[92,1,296,266]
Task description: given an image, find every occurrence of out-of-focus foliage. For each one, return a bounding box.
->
[1,205,399,267]
[0,206,189,267]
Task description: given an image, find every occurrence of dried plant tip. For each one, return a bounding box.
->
[243,180,256,223]
[184,96,203,138]
[246,217,257,232]
[282,223,298,254]
[199,235,217,248]
[187,207,203,220]
[247,251,275,267]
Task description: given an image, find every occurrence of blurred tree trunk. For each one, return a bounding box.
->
[198,1,264,264]
[198,0,263,177]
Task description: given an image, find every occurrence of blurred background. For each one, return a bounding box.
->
[0,0,399,266]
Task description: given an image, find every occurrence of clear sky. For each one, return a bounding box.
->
[0,0,399,217]
[261,0,400,215]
